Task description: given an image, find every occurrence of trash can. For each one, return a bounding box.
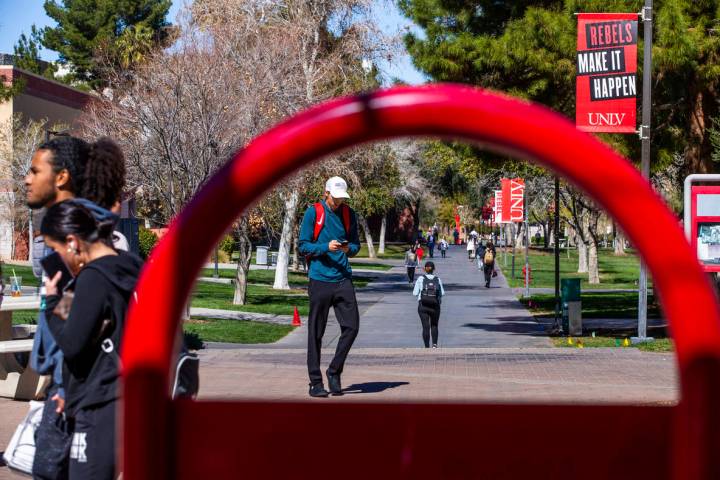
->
[256,246,269,265]
[561,278,582,335]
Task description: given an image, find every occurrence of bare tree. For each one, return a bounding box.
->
[0,115,61,260]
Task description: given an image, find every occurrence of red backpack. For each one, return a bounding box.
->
[312,202,351,242]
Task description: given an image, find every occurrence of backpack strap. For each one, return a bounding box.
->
[312,203,351,241]
[341,204,351,236]
[312,203,325,242]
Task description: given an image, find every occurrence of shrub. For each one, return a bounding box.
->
[139,227,159,259]
[220,234,236,256]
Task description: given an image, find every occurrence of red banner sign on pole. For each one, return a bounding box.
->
[576,13,638,133]
[501,178,524,222]
[493,190,503,224]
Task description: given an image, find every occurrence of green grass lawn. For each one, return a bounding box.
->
[200,268,310,286]
[502,248,650,290]
[350,262,393,271]
[356,243,407,259]
[184,317,294,344]
[2,264,40,288]
[10,310,40,325]
[519,292,662,319]
[552,336,674,352]
[191,274,376,316]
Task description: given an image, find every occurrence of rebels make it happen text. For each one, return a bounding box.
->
[578,20,638,102]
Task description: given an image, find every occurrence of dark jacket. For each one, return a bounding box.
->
[45,251,142,414]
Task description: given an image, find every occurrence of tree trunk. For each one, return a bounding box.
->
[614,226,626,256]
[588,238,600,284]
[548,226,554,248]
[685,87,713,174]
[273,189,299,290]
[358,214,376,258]
[291,226,299,272]
[378,215,386,255]
[233,216,252,305]
[575,223,589,274]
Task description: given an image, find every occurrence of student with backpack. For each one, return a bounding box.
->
[298,176,361,398]
[412,261,445,348]
[404,246,418,283]
[439,238,448,258]
[482,241,497,288]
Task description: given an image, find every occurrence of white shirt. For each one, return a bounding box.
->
[413,274,445,301]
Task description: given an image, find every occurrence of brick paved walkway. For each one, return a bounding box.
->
[0,246,678,478]
[195,347,677,404]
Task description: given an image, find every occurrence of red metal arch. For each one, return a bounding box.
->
[122,85,720,479]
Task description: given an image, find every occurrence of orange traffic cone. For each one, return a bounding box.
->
[292,306,302,326]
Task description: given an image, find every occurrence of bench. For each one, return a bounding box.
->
[0,338,34,353]
[0,296,46,400]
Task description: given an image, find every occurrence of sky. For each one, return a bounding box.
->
[0,0,426,85]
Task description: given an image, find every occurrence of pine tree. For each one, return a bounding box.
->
[14,25,58,79]
[41,0,172,88]
[399,0,720,175]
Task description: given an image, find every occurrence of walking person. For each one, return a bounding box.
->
[405,246,418,283]
[24,136,127,479]
[482,240,497,288]
[476,240,486,270]
[42,200,143,480]
[298,176,361,398]
[439,238,448,258]
[427,231,436,258]
[413,261,445,348]
[415,243,424,264]
[466,235,476,260]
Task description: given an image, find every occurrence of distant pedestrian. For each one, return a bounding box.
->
[413,261,445,348]
[466,236,476,260]
[405,247,418,283]
[427,232,436,258]
[439,238,448,258]
[453,229,459,245]
[476,240,486,270]
[416,244,424,263]
[482,241,497,288]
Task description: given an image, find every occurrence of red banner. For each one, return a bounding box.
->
[501,178,524,222]
[576,13,638,134]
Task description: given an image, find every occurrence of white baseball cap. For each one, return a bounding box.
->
[325,176,350,199]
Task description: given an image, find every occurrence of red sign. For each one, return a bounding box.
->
[494,190,503,224]
[501,178,524,222]
[576,13,638,133]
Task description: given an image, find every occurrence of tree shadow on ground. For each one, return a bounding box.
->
[461,321,546,336]
[341,381,410,394]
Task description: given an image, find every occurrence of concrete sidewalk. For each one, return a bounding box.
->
[273,246,550,349]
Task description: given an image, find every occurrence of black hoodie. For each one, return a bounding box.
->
[45,250,143,414]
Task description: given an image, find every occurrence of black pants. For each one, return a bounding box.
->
[483,263,494,287]
[417,303,440,347]
[407,266,415,283]
[69,400,117,480]
[428,244,435,257]
[307,278,360,385]
[441,249,446,258]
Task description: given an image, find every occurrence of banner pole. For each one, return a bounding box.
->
[554,176,561,330]
[635,0,653,342]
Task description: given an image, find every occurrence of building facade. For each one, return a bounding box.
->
[0,61,91,259]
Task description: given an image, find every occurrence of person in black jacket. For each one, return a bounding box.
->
[482,240,497,288]
[41,200,142,480]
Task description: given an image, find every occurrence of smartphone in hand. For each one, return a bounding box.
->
[40,252,73,293]
[340,240,349,247]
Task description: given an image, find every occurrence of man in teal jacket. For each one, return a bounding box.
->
[298,176,361,397]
